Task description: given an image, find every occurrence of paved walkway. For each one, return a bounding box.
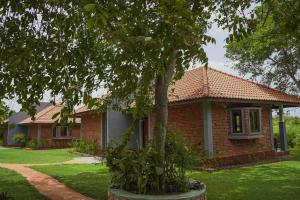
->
[0,161,94,200]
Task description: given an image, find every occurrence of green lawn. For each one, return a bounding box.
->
[0,148,77,164]
[0,167,47,200]
[32,164,111,200]
[32,151,300,200]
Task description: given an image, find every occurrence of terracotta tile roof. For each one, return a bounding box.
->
[19,104,80,124]
[169,67,300,104]
[76,67,300,115]
[74,105,95,115]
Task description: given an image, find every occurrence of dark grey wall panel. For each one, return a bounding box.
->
[7,102,52,145]
[107,110,140,149]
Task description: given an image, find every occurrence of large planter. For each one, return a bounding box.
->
[108,185,207,200]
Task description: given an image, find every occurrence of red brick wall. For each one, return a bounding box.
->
[28,125,38,139]
[81,112,102,145]
[147,102,273,159]
[168,103,204,151]
[27,123,81,148]
[146,103,204,151]
[211,102,272,158]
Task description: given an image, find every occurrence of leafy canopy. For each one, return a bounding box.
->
[0,0,257,117]
[226,0,300,94]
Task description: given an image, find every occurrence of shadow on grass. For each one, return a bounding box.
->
[190,160,300,200]
[52,172,111,200]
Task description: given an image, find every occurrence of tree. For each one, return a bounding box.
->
[0,0,257,190]
[226,0,300,94]
[0,101,11,138]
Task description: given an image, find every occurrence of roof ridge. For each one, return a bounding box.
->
[35,104,63,120]
[207,67,300,98]
[19,104,62,123]
[19,104,53,123]
[202,67,209,97]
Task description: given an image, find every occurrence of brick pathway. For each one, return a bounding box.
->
[0,161,94,200]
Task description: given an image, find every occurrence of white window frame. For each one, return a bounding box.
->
[53,126,70,138]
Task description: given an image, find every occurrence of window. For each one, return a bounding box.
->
[52,126,70,138]
[229,107,262,139]
[249,109,261,133]
[231,109,243,134]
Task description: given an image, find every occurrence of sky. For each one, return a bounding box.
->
[4,24,299,116]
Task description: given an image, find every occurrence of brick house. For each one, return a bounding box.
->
[4,104,81,148]
[75,67,300,164]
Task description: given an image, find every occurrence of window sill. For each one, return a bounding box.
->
[228,134,263,140]
[52,137,73,140]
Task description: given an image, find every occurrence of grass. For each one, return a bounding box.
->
[0,167,47,200]
[32,151,300,200]
[0,148,77,164]
[31,164,110,200]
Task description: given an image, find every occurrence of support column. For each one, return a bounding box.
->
[203,101,213,157]
[279,105,288,151]
[80,122,83,140]
[269,108,275,151]
[37,125,42,144]
[138,120,143,149]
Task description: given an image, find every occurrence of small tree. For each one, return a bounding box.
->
[0,0,258,191]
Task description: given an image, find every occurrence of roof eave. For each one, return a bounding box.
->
[169,97,300,108]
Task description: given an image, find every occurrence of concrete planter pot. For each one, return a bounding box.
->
[108,185,207,200]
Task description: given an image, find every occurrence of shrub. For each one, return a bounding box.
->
[105,129,198,194]
[12,133,26,146]
[26,139,39,149]
[72,139,98,155]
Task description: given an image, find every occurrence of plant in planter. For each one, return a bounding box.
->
[105,130,201,195]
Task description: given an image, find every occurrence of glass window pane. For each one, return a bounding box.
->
[60,126,68,137]
[249,109,260,133]
[232,110,243,134]
[52,127,57,137]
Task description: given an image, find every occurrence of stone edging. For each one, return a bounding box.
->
[108,186,207,200]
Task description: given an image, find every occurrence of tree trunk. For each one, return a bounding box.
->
[154,50,177,191]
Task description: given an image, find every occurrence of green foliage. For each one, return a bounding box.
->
[226,0,300,94]
[26,139,39,149]
[105,130,198,194]
[273,117,300,149]
[0,0,257,118]
[12,133,26,146]
[72,139,98,155]
[0,101,10,140]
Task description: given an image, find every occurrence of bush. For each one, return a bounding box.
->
[12,133,26,146]
[72,139,98,155]
[26,139,39,149]
[105,129,198,194]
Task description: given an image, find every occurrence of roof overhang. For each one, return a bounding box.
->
[169,97,300,108]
